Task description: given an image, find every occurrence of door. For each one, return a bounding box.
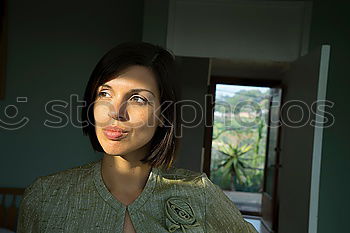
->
[261,45,331,233]
[261,87,283,232]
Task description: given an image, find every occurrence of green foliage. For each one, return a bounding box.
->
[211,88,269,193]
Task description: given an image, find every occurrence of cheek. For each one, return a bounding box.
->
[128,105,159,128]
[130,120,158,150]
[93,102,111,127]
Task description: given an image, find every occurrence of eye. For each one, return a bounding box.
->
[97,90,111,98]
[130,95,148,104]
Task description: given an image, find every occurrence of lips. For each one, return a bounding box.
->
[102,126,128,140]
[103,125,128,133]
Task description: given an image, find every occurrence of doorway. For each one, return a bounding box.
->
[209,84,271,214]
[203,76,283,232]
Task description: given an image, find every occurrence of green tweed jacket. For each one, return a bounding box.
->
[17,159,258,233]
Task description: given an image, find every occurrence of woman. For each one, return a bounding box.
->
[17,42,258,233]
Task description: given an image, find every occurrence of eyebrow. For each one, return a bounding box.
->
[100,84,155,97]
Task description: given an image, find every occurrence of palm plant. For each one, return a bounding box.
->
[215,143,254,191]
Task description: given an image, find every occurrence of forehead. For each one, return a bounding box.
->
[102,65,159,93]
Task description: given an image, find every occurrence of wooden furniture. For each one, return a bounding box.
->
[0,188,25,232]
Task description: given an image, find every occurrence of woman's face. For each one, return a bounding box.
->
[93,65,162,156]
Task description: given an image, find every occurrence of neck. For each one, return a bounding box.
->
[101,148,152,195]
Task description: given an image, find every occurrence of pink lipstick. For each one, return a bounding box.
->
[103,126,128,140]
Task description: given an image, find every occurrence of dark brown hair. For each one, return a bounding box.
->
[81,41,180,170]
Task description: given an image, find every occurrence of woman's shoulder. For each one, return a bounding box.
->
[44,160,97,177]
[26,160,99,196]
[156,165,228,196]
[40,160,98,181]
[158,166,205,179]
[156,166,208,190]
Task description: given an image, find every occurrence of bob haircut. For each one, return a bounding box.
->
[81,41,181,170]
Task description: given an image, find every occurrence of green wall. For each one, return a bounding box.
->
[309,1,350,232]
[0,0,144,187]
[142,0,169,47]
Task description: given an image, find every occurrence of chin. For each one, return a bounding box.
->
[97,131,154,157]
[101,142,128,155]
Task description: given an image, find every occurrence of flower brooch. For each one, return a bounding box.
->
[165,197,200,232]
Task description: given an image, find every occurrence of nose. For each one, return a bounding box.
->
[108,99,129,121]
